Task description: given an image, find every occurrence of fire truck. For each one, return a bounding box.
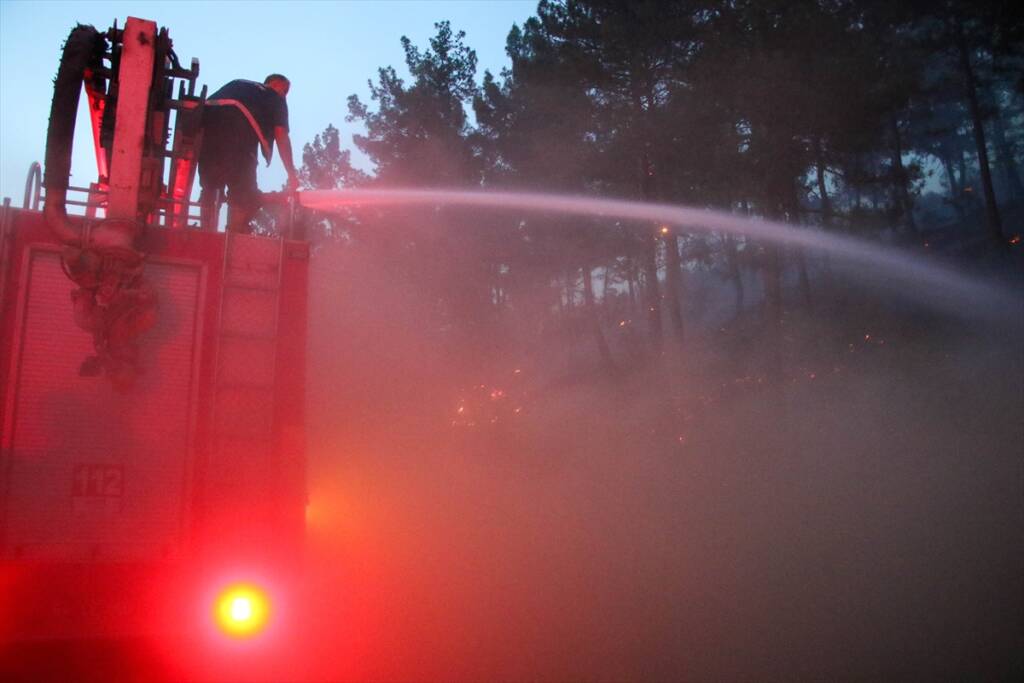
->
[0,17,307,656]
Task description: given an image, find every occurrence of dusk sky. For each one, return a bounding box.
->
[0,0,536,203]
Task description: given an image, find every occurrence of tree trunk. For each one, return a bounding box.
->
[564,267,580,361]
[631,77,663,352]
[852,155,862,210]
[662,231,685,344]
[940,153,968,222]
[795,248,812,310]
[636,141,662,350]
[762,243,784,386]
[724,233,745,317]
[762,244,783,323]
[640,238,663,352]
[814,137,832,227]
[889,114,917,235]
[582,265,616,374]
[942,154,960,198]
[789,185,812,310]
[991,105,1024,201]
[954,16,1005,246]
[958,148,969,196]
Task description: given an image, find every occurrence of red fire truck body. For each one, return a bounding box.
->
[0,17,307,645]
[0,210,308,640]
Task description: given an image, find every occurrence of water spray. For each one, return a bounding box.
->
[261,189,299,238]
[298,188,1022,329]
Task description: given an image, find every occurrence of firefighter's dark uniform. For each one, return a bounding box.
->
[199,79,289,232]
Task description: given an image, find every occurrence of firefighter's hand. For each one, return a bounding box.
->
[286,172,300,193]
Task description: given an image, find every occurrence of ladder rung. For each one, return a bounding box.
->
[218,331,277,342]
[222,282,280,292]
[215,381,276,392]
[211,428,274,440]
[211,234,284,440]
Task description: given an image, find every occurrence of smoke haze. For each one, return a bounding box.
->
[292,228,1023,682]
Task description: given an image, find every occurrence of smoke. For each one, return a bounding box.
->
[292,216,1024,682]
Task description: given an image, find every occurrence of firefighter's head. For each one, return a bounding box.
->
[264,74,290,98]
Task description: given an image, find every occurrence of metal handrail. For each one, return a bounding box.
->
[23,162,42,210]
[19,162,207,227]
[0,197,13,321]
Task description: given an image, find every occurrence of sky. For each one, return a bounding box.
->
[0,0,537,204]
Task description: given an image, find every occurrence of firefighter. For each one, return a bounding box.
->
[198,74,300,233]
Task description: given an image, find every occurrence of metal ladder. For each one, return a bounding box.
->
[207,232,286,521]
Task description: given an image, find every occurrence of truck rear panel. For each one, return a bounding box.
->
[0,206,307,640]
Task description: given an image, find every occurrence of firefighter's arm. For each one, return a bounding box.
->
[275,125,299,191]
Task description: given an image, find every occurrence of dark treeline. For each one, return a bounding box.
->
[266,0,1023,372]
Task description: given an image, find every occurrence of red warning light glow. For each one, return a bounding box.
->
[214,583,271,638]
